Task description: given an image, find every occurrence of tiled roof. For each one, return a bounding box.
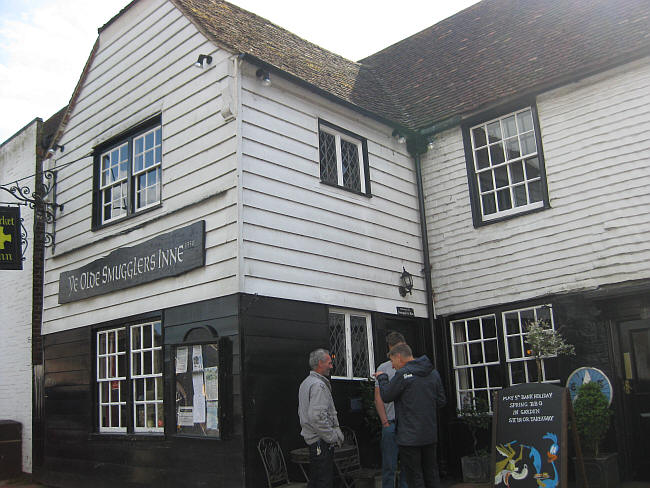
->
[80,0,650,141]
[360,0,650,129]
[170,0,408,125]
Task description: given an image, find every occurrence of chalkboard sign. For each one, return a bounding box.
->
[492,383,567,487]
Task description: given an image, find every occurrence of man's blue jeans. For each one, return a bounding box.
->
[381,422,408,488]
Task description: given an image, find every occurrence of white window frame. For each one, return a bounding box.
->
[319,124,367,194]
[97,327,127,433]
[96,321,164,434]
[502,304,559,385]
[469,107,544,221]
[329,308,375,380]
[97,123,162,226]
[450,314,501,412]
[130,321,164,433]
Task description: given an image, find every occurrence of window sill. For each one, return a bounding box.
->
[91,202,163,232]
[89,432,166,442]
[320,180,371,198]
[473,202,549,228]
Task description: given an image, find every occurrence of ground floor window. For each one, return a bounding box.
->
[328,308,375,379]
[450,304,558,411]
[96,320,163,433]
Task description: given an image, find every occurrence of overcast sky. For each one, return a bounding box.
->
[0,0,479,143]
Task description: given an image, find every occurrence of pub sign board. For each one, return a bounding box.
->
[0,206,22,270]
[58,220,205,304]
[492,383,567,487]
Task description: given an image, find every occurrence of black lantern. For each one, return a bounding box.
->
[398,267,413,297]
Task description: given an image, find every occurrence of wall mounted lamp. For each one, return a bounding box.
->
[47,144,64,155]
[392,129,406,145]
[194,54,213,68]
[398,267,414,297]
[256,68,272,86]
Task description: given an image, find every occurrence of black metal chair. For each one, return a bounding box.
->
[336,427,380,488]
[257,437,307,488]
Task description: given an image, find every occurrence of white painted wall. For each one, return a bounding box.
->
[423,56,650,316]
[0,119,38,473]
[240,64,426,316]
[43,0,239,334]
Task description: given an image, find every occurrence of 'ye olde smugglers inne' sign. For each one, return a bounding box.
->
[0,206,22,270]
[58,221,205,304]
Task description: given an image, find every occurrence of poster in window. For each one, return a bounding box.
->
[175,343,219,438]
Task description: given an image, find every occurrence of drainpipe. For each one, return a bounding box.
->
[407,136,438,368]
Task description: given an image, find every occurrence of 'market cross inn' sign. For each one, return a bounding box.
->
[58,221,205,303]
[0,206,22,270]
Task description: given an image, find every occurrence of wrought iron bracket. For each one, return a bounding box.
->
[0,169,63,253]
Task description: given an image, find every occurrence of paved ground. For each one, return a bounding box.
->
[3,476,650,487]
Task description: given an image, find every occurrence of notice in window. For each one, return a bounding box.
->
[206,401,219,430]
[176,346,188,374]
[192,345,203,371]
[178,406,193,426]
[204,366,219,401]
[175,343,219,438]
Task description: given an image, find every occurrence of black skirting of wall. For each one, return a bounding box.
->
[38,293,431,488]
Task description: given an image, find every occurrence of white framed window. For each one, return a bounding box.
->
[503,304,559,385]
[96,321,163,433]
[97,327,127,432]
[96,121,162,226]
[466,106,547,223]
[318,120,369,195]
[450,304,560,412]
[131,322,164,433]
[328,308,375,379]
[450,314,501,411]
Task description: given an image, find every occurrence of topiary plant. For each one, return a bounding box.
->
[525,320,575,382]
[573,381,611,457]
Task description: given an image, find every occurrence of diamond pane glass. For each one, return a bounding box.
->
[328,313,346,377]
[319,130,337,185]
[341,139,361,192]
[350,315,369,377]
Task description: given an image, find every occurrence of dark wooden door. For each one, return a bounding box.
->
[619,320,650,481]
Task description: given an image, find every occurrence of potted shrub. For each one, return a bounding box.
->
[573,381,619,488]
[457,396,492,483]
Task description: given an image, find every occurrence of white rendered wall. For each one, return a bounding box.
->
[0,119,38,473]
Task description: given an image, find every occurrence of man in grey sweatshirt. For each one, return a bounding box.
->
[298,348,344,488]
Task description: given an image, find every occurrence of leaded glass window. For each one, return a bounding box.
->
[328,309,374,379]
[318,121,368,194]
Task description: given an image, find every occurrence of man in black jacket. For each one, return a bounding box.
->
[375,343,446,488]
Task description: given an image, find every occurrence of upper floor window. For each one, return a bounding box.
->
[450,304,558,412]
[318,120,370,195]
[328,308,375,379]
[464,106,548,225]
[94,118,162,227]
[96,320,163,433]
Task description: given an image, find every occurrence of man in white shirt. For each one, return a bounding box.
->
[375,332,409,488]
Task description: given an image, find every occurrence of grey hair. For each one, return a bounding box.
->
[309,348,330,369]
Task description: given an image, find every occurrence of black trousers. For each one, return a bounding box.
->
[399,443,441,488]
[308,439,334,488]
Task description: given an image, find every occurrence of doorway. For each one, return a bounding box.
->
[618,320,650,481]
